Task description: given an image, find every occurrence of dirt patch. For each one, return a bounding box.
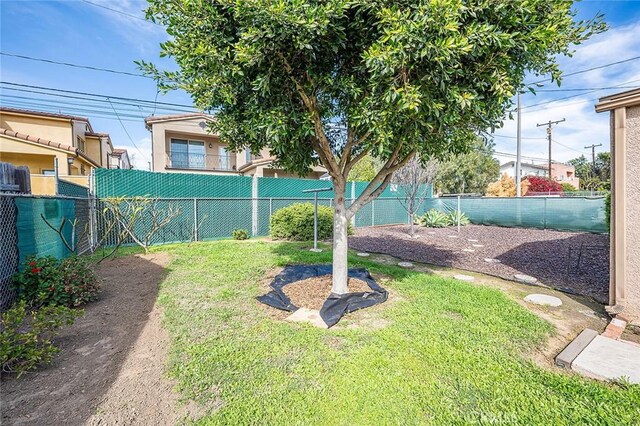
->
[350,224,609,303]
[283,274,371,310]
[0,253,204,426]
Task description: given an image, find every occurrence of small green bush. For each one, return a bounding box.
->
[1,301,81,376]
[418,209,449,228]
[14,255,100,308]
[446,210,470,226]
[231,229,250,240]
[270,203,352,241]
[561,182,577,192]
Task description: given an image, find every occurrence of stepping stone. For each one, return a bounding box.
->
[572,335,640,384]
[467,239,478,242]
[309,248,323,253]
[472,244,484,248]
[356,252,370,257]
[514,274,538,284]
[555,329,599,369]
[524,294,562,307]
[398,262,414,268]
[484,258,501,264]
[462,248,475,252]
[453,274,475,282]
[448,235,458,238]
[286,308,328,329]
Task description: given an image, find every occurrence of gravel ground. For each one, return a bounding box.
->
[350,224,609,303]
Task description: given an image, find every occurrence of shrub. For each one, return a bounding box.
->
[418,209,449,228]
[231,229,250,240]
[14,255,100,308]
[270,203,352,241]
[561,182,577,192]
[446,210,470,226]
[524,176,563,194]
[1,301,81,376]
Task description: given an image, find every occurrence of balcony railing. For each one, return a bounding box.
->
[168,152,237,171]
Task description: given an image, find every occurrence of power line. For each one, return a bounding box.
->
[80,0,161,26]
[552,139,585,155]
[534,86,640,92]
[491,134,546,140]
[0,52,148,78]
[0,81,197,109]
[527,55,640,85]
[107,98,149,161]
[520,79,640,110]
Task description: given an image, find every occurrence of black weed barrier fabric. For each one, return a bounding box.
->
[256,264,388,328]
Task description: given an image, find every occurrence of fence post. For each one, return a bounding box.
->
[543,197,548,229]
[457,195,461,233]
[372,200,375,226]
[193,198,198,241]
[350,181,356,227]
[54,157,59,195]
[251,175,258,236]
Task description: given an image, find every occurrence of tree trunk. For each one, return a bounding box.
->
[332,183,349,295]
[410,212,415,237]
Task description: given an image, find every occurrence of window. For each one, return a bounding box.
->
[170,139,205,169]
[76,136,85,152]
[42,169,55,176]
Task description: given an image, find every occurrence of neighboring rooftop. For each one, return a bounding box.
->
[595,88,640,112]
[144,112,213,127]
[0,127,100,167]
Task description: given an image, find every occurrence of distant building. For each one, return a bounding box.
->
[0,107,114,194]
[145,113,327,178]
[499,160,579,189]
[109,148,132,170]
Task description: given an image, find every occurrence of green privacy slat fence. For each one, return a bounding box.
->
[94,169,253,198]
[423,197,607,233]
[58,179,89,198]
[14,197,76,263]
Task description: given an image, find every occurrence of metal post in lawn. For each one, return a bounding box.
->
[193,198,198,241]
[302,187,333,252]
[457,195,461,233]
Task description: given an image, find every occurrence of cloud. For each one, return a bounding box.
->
[494,21,640,166]
[114,137,153,170]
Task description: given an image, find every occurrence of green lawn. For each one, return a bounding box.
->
[154,240,639,425]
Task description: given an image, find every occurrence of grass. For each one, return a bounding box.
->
[154,240,640,425]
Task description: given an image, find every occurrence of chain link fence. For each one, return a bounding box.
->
[0,193,96,309]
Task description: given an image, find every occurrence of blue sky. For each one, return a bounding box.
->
[1,0,640,169]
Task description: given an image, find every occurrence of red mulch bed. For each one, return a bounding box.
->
[349,224,609,303]
[283,275,371,310]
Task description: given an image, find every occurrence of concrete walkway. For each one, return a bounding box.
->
[571,336,640,384]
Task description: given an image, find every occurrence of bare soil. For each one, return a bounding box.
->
[350,224,609,303]
[283,274,371,310]
[1,253,204,426]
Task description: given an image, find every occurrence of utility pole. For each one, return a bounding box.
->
[584,143,602,175]
[537,118,565,179]
[516,92,522,197]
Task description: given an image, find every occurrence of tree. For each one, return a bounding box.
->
[393,157,438,237]
[486,173,529,197]
[142,0,603,294]
[347,154,380,182]
[568,151,611,191]
[435,137,500,195]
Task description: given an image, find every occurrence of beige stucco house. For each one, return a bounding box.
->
[595,88,640,325]
[0,107,118,194]
[145,113,327,178]
[109,148,133,170]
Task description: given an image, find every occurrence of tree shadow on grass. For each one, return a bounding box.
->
[1,253,169,426]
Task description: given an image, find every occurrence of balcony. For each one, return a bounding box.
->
[168,152,237,171]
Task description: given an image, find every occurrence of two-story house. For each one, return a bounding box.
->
[0,107,129,194]
[145,113,327,178]
[499,160,580,189]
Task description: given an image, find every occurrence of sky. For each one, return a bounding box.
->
[1,1,640,169]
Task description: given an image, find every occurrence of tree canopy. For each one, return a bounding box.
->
[435,137,499,195]
[568,152,611,190]
[142,0,604,293]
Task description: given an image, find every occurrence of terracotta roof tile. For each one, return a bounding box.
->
[0,106,90,123]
